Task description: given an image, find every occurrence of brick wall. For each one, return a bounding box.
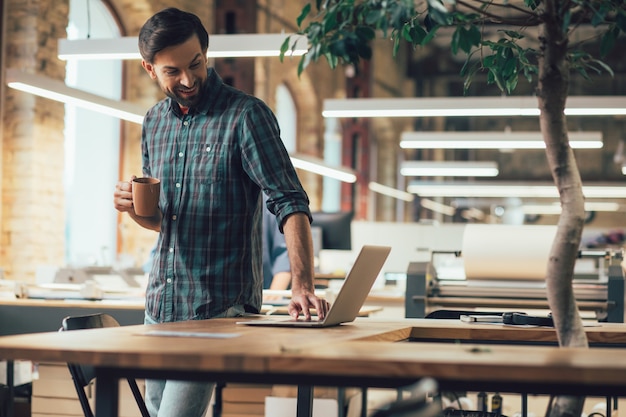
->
[1,0,68,282]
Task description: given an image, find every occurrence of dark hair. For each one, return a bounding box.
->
[138,8,209,63]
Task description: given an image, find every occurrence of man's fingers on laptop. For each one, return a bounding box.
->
[317,299,330,320]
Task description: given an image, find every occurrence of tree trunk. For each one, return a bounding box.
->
[538,1,589,416]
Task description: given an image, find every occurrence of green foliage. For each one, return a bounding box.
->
[283,0,625,93]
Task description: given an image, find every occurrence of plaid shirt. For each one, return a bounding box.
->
[142,68,311,322]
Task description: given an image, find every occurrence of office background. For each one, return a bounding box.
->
[0,0,625,283]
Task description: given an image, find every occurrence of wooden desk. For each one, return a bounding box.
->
[0,318,625,417]
[0,297,145,336]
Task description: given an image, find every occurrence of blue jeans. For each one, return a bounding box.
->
[143,305,246,417]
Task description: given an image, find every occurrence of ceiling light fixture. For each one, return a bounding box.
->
[368,182,414,202]
[5,68,146,124]
[400,161,499,177]
[523,202,621,215]
[322,96,626,118]
[420,198,456,216]
[400,131,603,150]
[407,181,626,198]
[58,34,308,60]
[290,153,357,183]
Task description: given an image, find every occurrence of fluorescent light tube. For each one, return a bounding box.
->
[400,161,499,177]
[5,68,146,124]
[58,34,308,60]
[523,202,620,214]
[400,131,603,150]
[322,96,626,118]
[407,181,626,198]
[290,154,357,183]
[368,182,414,202]
[420,198,456,216]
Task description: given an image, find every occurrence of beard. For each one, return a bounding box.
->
[159,77,205,108]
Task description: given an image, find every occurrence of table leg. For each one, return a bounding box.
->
[296,385,313,417]
[5,360,14,417]
[95,371,120,417]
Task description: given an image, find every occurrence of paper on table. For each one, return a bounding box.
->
[462,224,557,281]
[143,330,241,338]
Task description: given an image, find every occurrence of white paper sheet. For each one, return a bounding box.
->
[462,224,557,280]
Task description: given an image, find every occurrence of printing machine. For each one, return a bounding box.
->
[406,248,625,323]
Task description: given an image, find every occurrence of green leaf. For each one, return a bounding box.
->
[426,0,451,26]
[502,30,524,40]
[365,9,384,25]
[523,0,540,10]
[451,26,461,55]
[297,4,311,27]
[410,25,428,45]
[616,11,626,32]
[562,9,571,34]
[502,57,517,78]
[600,27,618,57]
[355,26,376,41]
[576,66,591,81]
[393,36,401,56]
[323,52,339,69]
[589,58,614,77]
[323,8,338,33]
[279,37,290,62]
[421,25,439,45]
[402,24,412,42]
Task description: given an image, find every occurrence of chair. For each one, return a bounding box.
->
[60,313,150,417]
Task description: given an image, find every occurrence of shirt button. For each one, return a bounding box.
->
[176,183,181,188]
[169,247,174,253]
[166,278,172,283]
[206,145,211,152]
[172,215,177,220]
[178,152,184,157]
[183,121,189,126]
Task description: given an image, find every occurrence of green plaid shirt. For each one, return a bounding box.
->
[142,68,310,322]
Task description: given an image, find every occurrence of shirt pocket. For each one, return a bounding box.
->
[191,143,224,185]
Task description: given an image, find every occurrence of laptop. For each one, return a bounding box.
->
[237,245,391,328]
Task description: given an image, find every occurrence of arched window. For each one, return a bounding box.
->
[275,83,296,154]
[65,0,122,266]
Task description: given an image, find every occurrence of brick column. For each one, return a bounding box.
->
[1,0,68,281]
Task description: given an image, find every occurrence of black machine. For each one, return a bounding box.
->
[406,248,625,323]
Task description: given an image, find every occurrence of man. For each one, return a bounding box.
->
[113,7,328,417]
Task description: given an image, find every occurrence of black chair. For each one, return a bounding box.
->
[371,378,441,417]
[60,313,150,417]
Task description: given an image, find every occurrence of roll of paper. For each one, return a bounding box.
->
[462,224,557,280]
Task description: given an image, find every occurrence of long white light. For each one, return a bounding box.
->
[523,202,621,215]
[290,153,357,183]
[407,181,626,198]
[400,161,499,177]
[323,96,626,118]
[368,182,414,202]
[420,198,456,216]
[58,34,308,60]
[5,68,146,124]
[400,131,603,150]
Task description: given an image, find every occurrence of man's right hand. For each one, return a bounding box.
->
[113,177,135,213]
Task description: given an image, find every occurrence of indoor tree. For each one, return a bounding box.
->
[282,1,625,416]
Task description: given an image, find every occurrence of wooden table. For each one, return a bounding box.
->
[0,318,625,417]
